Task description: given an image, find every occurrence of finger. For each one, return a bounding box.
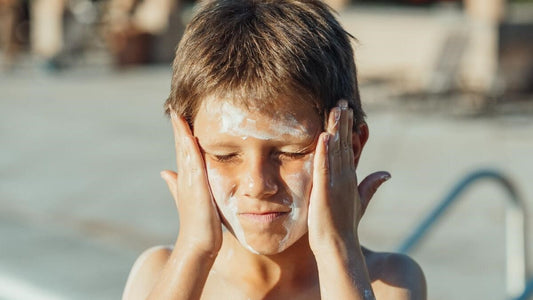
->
[181,135,204,188]
[170,110,182,171]
[326,107,341,175]
[175,118,203,171]
[172,114,200,176]
[160,170,178,202]
[326,106,341,137]
[341,105,354,169]
[174,113,194,137]
[174,118,212,193]
[338,100,350,155]
[311,133,331,204]
[358,171,391,215]
[347,109,355,169]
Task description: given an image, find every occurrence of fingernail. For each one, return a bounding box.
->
[339,100,348,110]
[160,171,167,180]
[380,173,391,181]
[171,110,177,120]
[334,108,341,123]
[323,134,330,146]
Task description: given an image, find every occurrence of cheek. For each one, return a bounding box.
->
[206,166,239,230]
[277,157,314,251]
[285,173,312,204]
[205,164,233,206]
[284,156,314,207]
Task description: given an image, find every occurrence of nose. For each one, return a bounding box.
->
[239,156,279,199]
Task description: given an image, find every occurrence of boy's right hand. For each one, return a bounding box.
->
[160,112,223,256]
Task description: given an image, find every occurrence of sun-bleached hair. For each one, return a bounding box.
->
[165,0,365,129]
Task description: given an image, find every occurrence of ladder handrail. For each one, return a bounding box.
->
[515,278,533,300]
[395,169,527,299]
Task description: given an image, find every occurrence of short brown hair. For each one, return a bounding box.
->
[165,0,365,128]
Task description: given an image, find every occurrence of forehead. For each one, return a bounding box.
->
[193,97,321,140]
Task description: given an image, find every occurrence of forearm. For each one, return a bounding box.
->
[147,241,217,300]
[315,238,375,300]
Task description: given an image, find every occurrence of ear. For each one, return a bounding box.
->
[352,123,369,168]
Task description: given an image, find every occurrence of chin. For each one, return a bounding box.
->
[240,229,308,255]
[221,213,309,255]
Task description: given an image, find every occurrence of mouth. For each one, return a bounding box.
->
[238,211,289,223]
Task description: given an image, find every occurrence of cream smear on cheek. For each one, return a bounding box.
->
[278,154,313,252]
[206,166,259,254]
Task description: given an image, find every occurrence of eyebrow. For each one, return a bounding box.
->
[201,133,320,150]
[199,142,239,150]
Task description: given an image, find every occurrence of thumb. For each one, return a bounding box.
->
[160,170,178,202]
[358,171,391,216]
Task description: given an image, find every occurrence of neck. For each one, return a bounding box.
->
[216,231,318,291]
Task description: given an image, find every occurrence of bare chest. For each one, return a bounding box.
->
[200,273,320,300]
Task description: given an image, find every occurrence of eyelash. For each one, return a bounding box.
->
[211,151,308,163]
[277,151,307,160]
[213,153,239,162]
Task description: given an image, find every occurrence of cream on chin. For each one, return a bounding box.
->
[206,163,312,255]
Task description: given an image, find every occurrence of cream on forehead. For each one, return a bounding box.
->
[205,101,310,140]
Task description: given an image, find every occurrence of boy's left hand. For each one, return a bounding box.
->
[307,100,390,255]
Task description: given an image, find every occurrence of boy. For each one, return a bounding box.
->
[123,0,427,299]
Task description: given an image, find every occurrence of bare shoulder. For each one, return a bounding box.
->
[122,245,173,300]
[363,247,427,300]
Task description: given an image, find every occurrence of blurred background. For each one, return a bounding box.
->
[1,0,533,299]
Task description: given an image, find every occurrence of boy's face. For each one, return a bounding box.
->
[193,97,322,255]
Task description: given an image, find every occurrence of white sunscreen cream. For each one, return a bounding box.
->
[211,102,309,140]
[278,154,313,251]
[200,101,315,254]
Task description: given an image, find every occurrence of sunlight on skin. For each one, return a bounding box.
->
[195,98,321,254]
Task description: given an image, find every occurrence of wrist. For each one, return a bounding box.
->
[174,237,220,262]
[312,232,360,259]
[313,238,375,300]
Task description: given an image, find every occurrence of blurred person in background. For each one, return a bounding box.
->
[0,0,28,69]
[19,0,422,69]
[30,0,67,68]
[101,0,355,65]
[103,0,186,66]
[30,0,102,70]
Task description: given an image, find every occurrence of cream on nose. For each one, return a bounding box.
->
[241,161,278,198]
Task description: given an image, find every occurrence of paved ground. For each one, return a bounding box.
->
[1,6,533,300]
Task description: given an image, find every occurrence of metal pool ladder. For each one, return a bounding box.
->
[395,169,531,300]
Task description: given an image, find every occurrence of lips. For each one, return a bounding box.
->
[238,211,289,223]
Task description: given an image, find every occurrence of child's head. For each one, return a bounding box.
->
[165,0,365,129]
[165,0,367,255]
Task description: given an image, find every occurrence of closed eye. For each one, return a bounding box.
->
[277,151,309,160]
[212,153,239,162]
